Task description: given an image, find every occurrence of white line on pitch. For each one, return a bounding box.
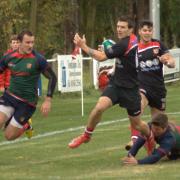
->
[0,112,179,146]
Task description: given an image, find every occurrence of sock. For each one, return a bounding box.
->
[16,123,30,138]
[130,125,140,143]
[23,123,30,130]
[130,125,140,137]
[84,127,94,138]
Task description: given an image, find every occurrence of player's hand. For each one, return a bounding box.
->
[98,45,103,51]
[122,154,138,165]
[40,97,52,117]
[73,33,86,47]
[158,54,173,67]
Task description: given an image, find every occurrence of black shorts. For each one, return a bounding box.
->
[140,85,166,111]
[0,91,36,125]
[101,83,141,116]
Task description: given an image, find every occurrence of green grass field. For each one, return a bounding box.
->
[0,83,180,179]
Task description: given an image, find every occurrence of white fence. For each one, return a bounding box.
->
[46,48,180,116]
[47,48,180,90]
[163,48,180,83]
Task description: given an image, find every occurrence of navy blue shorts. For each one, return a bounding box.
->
[140,84,166,111]
[0,91,36,125]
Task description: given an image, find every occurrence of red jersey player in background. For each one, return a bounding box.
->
[0,35,19,92]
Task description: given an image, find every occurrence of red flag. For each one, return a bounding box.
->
[71,46,80,59]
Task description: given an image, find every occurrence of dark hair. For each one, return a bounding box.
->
[117,16,134,29]
[139,20,153,29]
[10,34,18,41]
[151,113,168,129]
[17,30,33,42]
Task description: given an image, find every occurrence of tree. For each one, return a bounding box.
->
[0,0,178,57]
[29,0,38,34]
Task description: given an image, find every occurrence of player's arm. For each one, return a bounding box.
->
[122,135,146,164]
[73,33,107,61]
[123,143,163,165]
[0,55,8,73]
[128,135,146,156]
[74,34,108,61]
[137,149,164,164]
[74,33,127,62]
[136,140,174,165]
[40,66,57,117]
[42,67,57,98]
[158,41,175,68]
[128,135,175,165]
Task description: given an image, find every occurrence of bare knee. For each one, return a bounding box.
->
[129,116,149,136]
[95,97,112,113]
[93,106,104,115]
[4,129,20,141]
[4,132,16,141]
[131,121,141,131]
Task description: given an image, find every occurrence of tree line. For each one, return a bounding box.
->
[0,0,179,58]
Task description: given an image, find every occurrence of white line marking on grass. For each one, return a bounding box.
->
[0,112,180,147]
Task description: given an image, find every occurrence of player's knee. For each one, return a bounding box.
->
[4,132,16,141]
[94,105,105,115]
[131,123,140,131]
[130,119,142,131]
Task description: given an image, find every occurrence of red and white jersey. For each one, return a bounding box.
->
[137,39,169,88]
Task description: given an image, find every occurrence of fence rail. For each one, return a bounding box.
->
[46,48,180,91]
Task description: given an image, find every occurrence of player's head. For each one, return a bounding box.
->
[116,16,134,39]
[9,34,19,51]
[151,113,168,137]
[138,20,153,43]
[18,30,35,54]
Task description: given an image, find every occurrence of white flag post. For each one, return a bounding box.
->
[80,49,84,116]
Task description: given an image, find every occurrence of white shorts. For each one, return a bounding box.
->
[0,105,23,128]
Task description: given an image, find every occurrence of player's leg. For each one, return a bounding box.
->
[4,117,25,140]
[68,85,116,148]
[0,110,13,130]
[125,86,149,148]
[0,105,18,140]
[4,102,36,140]
[150,108,164,117]
[25,118,34,139]
[4,118,34,140]
[140,92,149,114]
[125,126,140,151]
[0,101,15,129]
[129,114,156,154]
[149,87,166,118]
[68,96,112,148]
[125,92,149,150]
[142,106,163,155]
[144,93,166,153]
[126,86,156,154]
[129,114,149,136]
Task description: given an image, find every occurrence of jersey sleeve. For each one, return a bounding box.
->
[159,41,169,55]
[128,135,146,157]
[35,51,49,72]
[138,135,175,164]
[0,55,9,73]
[137,149,163,164]
[104,37,128,59]
[156,135,175,156]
